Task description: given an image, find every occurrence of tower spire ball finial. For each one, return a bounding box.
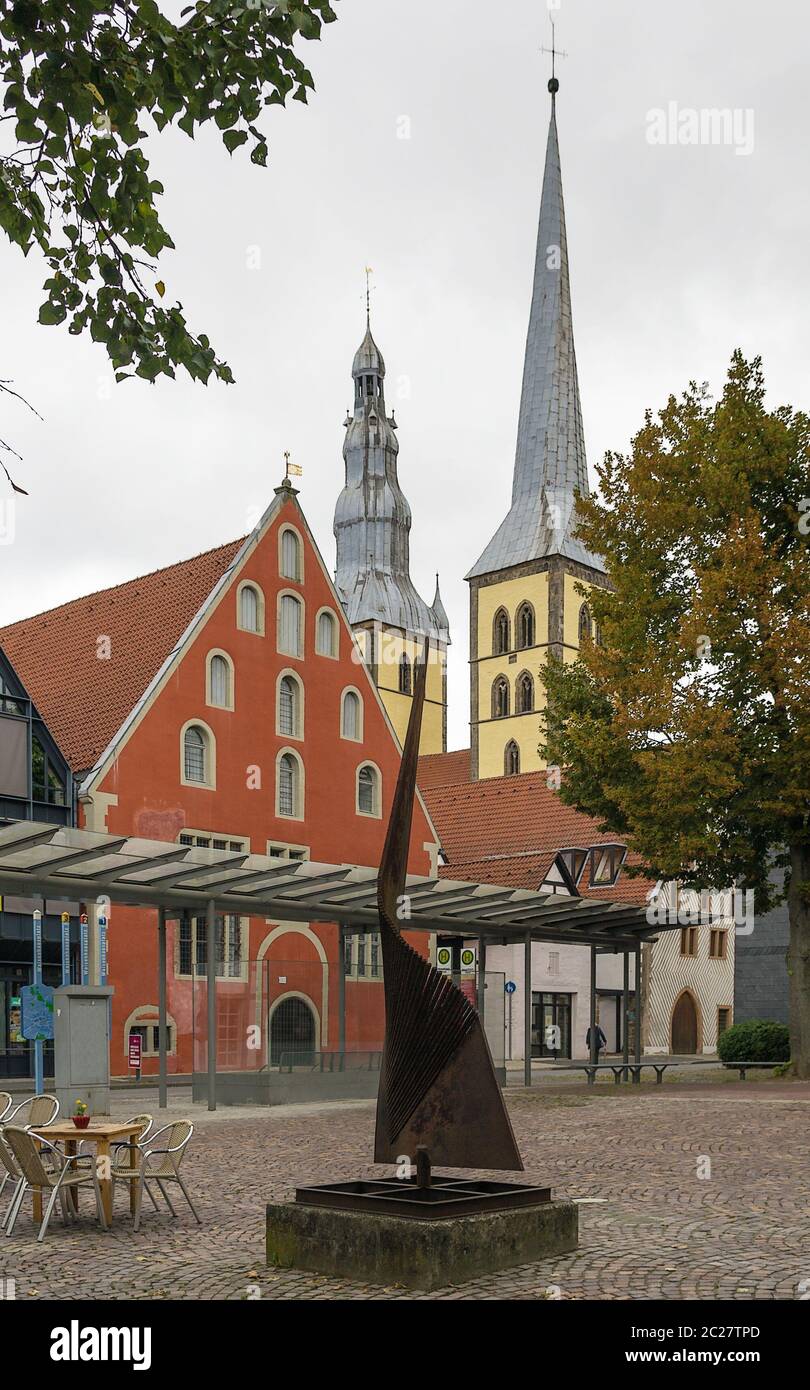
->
[540,18,566,96]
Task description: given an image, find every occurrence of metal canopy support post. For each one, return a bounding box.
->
[622,949,630,1079]
[158,907,167,1110]
[338,924,346,1060]
[477,937,487,1017]
[524,930,532,1087]
[633,944,642,1081]
[589,945,597,1066]
[206,898,217,1112]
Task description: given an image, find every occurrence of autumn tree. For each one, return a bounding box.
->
[0,0,336,482]
[540,352,810,1076]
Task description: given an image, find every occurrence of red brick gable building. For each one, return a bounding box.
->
[1,484,439,1076]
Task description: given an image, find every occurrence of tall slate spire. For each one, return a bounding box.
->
[334,318,447,638]
[467,80,603,578]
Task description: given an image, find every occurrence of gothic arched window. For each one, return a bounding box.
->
[516,602,535,650]
[505,741,520,776]
[398,653,412,695]
[578,604,593,643]
[492,676,510,719]
[516,671,534,714]
[493,608,510,655]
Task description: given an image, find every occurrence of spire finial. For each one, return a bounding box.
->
[365,265,374,326]
[540,18,567,96]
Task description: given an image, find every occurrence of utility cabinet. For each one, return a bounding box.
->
[53,985,114,1116]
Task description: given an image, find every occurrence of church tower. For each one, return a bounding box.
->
[466,72,608,780]
[334,312,449,754]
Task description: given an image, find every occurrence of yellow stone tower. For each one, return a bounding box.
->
[333,311,449,755]
[467,74,608,780]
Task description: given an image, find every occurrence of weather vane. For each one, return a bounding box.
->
[365,265,374,325]
[540,18,567,91]
[284,450,302,481]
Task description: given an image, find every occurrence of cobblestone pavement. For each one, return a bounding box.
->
[1,1084,808,1301]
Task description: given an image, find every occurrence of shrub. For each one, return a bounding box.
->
[717,1019,790,1065]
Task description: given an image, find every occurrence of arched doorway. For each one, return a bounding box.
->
[270,995,317,1067]
[671,991,699,1054]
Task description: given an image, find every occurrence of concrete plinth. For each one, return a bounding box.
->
[266,1198,578,1291]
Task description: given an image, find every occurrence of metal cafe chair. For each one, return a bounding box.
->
[2,1126,108,1242]
[0,1093,13,1123]
[0,1129,22,1228]
[122,1121,200,1232]
[4,1093,60,1131]
[107,1114,162,1214]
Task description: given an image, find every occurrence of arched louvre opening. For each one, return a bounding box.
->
[505,740,520,775]
[493,608,510,655]
[517,603,535,649]
[492,676,510,719]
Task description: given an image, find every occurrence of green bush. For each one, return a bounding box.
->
[717,1020,790,1065]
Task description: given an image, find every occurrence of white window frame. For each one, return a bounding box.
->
[180,719,216,790]
[206,649,235,711]
[278,523,304,583]
[236,580,265,636]
[276,746,305,820]
[356,760,382,818]
[277,590,304,659]
[276,668,304,741]
[340,686,364,742]
[315,606,339,659]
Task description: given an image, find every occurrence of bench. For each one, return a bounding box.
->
[545,1060,780,1087]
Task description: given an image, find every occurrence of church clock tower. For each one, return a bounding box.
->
[334,312,449,754]
[466,73,608,780]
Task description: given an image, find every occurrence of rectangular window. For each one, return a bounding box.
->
[370,933,380,978]
[357,936,366,978]
[179,915,193,975]
[680,927,698,957]
[717,1007,731,1036]
[709,928,728,959]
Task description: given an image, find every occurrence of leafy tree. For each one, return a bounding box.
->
[540,353,810,1076]
[0,0,336,397]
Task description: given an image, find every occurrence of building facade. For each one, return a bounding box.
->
[0,648,76,1078]
[334,316,449,755]
[1,484,439,1078]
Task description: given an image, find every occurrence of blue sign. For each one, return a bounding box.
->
[20,983,55,1041]
[505,980,517,995]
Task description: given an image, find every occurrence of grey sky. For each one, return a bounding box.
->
[1,0,807,752]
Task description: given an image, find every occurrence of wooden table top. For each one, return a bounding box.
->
[32,1120,143,1141]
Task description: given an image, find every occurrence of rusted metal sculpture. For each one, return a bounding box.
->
[373,640,523,1172]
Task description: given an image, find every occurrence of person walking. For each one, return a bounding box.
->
[586,1023,607,1059]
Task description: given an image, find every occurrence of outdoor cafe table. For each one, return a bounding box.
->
[30,1119,144,1227]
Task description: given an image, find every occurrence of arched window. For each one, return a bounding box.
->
[493,608,510,655]
[237,582,264,634]
[399,653,412,695]
[279,527,302,582]
[505,740,520,776]
[183,724,212,785]
[357,763,381,817]
[277,673,302,739]
[341,689,362,741]
[278,593,303,657]
[517,602,535,650]
[207,652,232,709]
[316,608,337,657]
[277,750,303,818]
[492,676,510,719]
[578,604,592,643]
[516,671,534,714]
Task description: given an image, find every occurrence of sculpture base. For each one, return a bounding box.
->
[267,1184,578,1291]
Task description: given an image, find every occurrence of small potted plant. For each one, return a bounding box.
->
[72,1099,90,1130]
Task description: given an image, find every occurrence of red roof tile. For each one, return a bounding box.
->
[420,768,653,905]
[416,748,471,788]
[0,539,243,773]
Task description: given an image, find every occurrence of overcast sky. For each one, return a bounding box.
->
[1,0,808,751]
